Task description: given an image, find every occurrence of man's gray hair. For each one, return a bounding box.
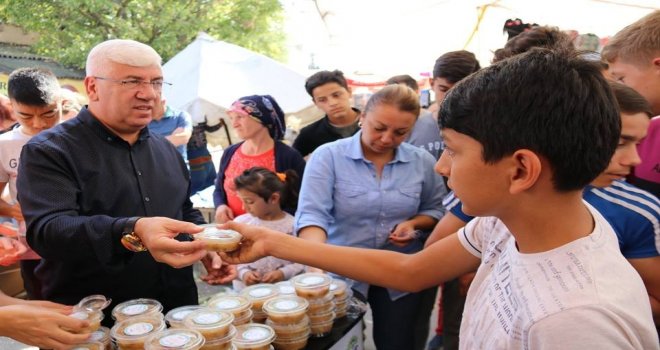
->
[86,39,161,76]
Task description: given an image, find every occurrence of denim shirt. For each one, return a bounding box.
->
[295,131,446,299]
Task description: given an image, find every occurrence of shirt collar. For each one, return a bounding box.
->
[79,107,150,144]
[346,130,413,163]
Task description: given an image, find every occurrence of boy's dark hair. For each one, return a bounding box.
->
[8,67,60,106]
[432,50,481,84]
[386,75,419,92]
[609,81,654,119]
[234,167,300,210]
[440,48,620,192]
[305,70,349,98]
[493,26,574,64]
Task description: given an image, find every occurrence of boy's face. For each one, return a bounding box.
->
[590,112,649,188]
[311,83,353,121]
[431,77,454,104]
[11,100,61,136]
[435,128,508,216]
[608,58,660,115]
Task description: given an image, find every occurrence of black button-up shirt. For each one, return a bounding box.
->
[17,107,205,325]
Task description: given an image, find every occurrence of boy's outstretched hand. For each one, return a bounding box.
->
[218,221,270,264]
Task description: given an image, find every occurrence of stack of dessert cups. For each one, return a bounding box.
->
[207,294,254,326]
[165,305,204,329]
[183,308,236,350]
[263,295,311,350]
[69,294,111,336]
[110,298,166,349]
[291,273,335,337]
[240,284,280,323]
[144,329,206,350]
[329,279,352,319]
[232,323,276,350]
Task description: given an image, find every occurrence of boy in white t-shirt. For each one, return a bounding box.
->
[219,49,658,349]
[0,67,63,299]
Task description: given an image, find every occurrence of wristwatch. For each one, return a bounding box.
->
[120,217,147,252]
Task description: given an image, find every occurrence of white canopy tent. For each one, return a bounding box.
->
[162,32,321,146]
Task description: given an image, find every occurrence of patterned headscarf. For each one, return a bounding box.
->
[228,95,286,140]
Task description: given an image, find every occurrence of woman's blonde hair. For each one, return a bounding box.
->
[364,84,420,118]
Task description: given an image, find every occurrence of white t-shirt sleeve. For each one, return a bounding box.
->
[458,216,498,259]
[527,305,655,350]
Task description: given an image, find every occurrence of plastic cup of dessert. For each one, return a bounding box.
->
[207,295,252,319]
[111,315,166,350]
[196,224,242,252]
[266,315,310,339]
[306,292,334,314]
[183,308,234,341]
[88,326,111,350]
[68,309,104,333]
[274,281,296,295]
[144,328,205,350]
[112,298,163,322]
[310,318,334,338]
[240,284,280,311]
[233,308,253,326]
[75,294,112,313]
[232,323,276,350]
[165,305,204,328]
[291,273,332,298]
[329,279,348,299]
[70,341,105,350]
[263,296,309,324]
[199,325,236,350]
[272,330,311,350]
[309,310,335,324]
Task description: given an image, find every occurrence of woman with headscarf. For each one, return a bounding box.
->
[213,95,305,223]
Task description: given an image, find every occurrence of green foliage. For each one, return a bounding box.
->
[1,0,286,68]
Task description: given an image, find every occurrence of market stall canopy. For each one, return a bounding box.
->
[162,33,320,146]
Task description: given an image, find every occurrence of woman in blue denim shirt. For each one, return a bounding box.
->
[294,84,447,350]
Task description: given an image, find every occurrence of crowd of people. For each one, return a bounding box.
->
[0,9,658,350]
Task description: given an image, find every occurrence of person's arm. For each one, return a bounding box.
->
[627,257,660,323]
[0,182,22,221]
[425,212,469,248]
[165,127,193,147]
[222,221,481,292]
[0,236,26,266]
[213,146,235,223]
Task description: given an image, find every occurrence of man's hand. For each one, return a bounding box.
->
[200,252,237,285]
[134,217,206,268]
[214,205,234,224]
[0,304,91,349]
[217,221,269,264]
[242,271,261,286]
[0,237,27,266]
[261,270,285,284]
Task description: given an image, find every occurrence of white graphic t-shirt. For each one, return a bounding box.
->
[0,127,32,203]
[458,202,658,350]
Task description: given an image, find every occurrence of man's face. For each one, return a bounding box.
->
[431,77,454,104]
[435,129,509,217]
[86,61,163,137]
[609,58,660,115]
[311,83,353,121]
[591,112,649,188]
[11,100,61,136]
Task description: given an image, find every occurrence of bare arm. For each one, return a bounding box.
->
[627,256,660,323]
[165,127,192,147]
[297,225,327,243]
[222,221,481,292]
[0,182,22,221]
[425,211,468,248]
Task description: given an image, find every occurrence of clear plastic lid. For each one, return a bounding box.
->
[182,309,234,331]
[275,281,296,295]
[70,309,104,323]
[329,279,348,296]
[262,296,309,317]
[111,315,166,341]
[207,295,252,314]
[70,341,105,350]
[292,273,332,290]
[232,324,276,347]
[197,224,242,243]
[75,294,112,312]
[165,305,203,327]
[241,284,280,301]
[144,329,205,350]
[88,326,110,342]
[112,298,163,320]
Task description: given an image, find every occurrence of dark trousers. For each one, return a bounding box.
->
[368,285,437,350]
[441,278,466,350]
[20,259,42,300]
